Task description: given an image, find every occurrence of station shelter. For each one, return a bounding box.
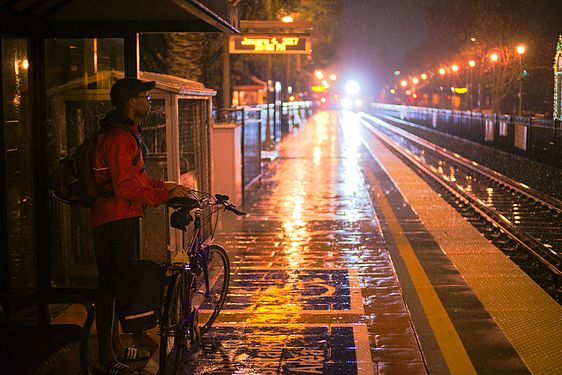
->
[232,76,267,106]
[1,1,239,295]
[47,70,216,289]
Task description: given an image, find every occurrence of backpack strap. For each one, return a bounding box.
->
[101,123,147,165]
[93,123,148,198]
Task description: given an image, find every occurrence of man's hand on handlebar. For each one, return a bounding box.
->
[167,183,192,199]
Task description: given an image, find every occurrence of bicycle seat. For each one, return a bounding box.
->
[167,196,200,210]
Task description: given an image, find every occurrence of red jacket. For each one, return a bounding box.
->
[91,116,169,228]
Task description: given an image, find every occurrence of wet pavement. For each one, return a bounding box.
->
[175,110,426,374]
[49,109,559,374]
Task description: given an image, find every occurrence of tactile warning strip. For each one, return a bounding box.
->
[361,125,562,375]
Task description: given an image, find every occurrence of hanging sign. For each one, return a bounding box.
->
[229,34,311,54]
[311,85,328,93]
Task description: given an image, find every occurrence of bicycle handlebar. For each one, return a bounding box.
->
[225,205,246,216]
[167,196,200,210]
[214,194,247,216]
[167,193,246,216]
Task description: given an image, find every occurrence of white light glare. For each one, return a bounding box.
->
[345,81,360,96]
[341,97,353,109]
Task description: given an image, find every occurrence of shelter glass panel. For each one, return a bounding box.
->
[143,98,167,155]
[2,36,36,292]
[140,98,169,263]
[178,98,210,193]
[178,98,212,241]
[44,38,124,288]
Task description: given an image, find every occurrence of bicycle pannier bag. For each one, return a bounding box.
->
[115,260,162,333]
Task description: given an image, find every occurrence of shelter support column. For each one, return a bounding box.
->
[223,32,231,108]
[124,32,139,78]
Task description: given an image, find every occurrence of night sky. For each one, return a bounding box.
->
[336,0,435,97]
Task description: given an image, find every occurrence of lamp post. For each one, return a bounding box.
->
[468,59,476,110]
[490,53,499,112]
[451,64,459,110]
[438,67,446,108]
[516,45,525,116]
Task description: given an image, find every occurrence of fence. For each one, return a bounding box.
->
[213,108,261,201]
[371,103,562,168]
[213,101,313,202]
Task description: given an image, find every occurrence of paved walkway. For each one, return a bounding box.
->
[49,110,426,374]
[181,110,426,374]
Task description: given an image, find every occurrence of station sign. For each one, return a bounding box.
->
[229,34,311,54]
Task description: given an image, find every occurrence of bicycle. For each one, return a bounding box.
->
[159,192,245,374]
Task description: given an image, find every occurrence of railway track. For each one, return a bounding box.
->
[359,112,562,302]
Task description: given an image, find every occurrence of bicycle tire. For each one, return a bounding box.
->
[192,244,230,335]
[159,272,187,375]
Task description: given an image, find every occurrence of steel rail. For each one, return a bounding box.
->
[359,114,562,277]
[370,113,562,213]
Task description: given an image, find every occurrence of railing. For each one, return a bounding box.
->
[213,101,313,202]
[281,101,312,132]
[213,107,261,203]
[370,103,562,168]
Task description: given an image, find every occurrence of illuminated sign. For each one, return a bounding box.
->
[230,34,311,54]
[311,85,328,93]
[454,87,468,94]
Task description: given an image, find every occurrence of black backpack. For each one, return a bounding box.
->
[115,260,162,333]
[49,122,142,207]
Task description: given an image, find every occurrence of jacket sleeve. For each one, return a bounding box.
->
[103,130,169,207]
[148,176,166,189]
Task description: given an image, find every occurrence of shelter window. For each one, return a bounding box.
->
[44,38,124,289]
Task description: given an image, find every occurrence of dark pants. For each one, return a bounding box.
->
[93,217,140,295]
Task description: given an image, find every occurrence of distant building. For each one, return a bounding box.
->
[232,76,268,106]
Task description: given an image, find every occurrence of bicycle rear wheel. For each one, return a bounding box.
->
[159,272,187,375]
[192,244,230,334]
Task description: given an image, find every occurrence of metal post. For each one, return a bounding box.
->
[263,56,275,150]
[124,32,139,78]
[491,64,496,113]
[518,55,523,116]
[467,67,472,110]
[241,108,245,204]
[223,33,231,108]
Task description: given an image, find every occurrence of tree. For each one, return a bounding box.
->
[412,0,562,114]
[234,0,340,100]
[140,0,341,106]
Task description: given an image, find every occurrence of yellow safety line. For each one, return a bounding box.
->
[360,117,562,375]
[364,167,477,375]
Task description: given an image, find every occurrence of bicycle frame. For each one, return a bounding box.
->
[187,207,212,298]
[159,205,215,373]
[160,193,244,373]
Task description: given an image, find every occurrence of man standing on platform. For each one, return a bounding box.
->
[91,78,190,374]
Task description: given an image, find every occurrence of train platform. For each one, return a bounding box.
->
[52,109,561,374]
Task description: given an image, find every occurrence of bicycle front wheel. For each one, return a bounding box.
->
[192,244,230,334]
[160,272,187,375]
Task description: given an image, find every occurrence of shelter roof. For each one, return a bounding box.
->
[1,0,239,35]
[47,70,216,97]
[141,71,216,96]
